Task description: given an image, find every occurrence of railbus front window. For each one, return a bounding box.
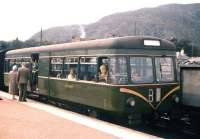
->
[107,57,128,84]
[130,57,153,83]
[155,57,174,82]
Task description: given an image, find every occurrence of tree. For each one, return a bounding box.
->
[0,41,9,50]
[170,38,196,57]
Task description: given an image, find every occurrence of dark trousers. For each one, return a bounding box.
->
[19,83,27,101]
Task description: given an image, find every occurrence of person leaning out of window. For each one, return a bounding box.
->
[99,64,108,83]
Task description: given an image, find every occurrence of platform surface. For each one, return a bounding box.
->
[0,91,160,139]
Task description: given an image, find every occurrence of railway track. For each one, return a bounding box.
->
[118,116,200,139]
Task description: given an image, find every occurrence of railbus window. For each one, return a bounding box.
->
[130,57,153,83]
[9,59,21,71]
[22,58,31,69]
[155,57,174,82]
[79,57,97,81]
[9,59,16,71]
[15,59,22,68]
[106,57,128,84]
[64,57,78,80]
[50,57,63,78]
[4,59,10,72]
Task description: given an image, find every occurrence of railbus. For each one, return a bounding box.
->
[1,36,180,125]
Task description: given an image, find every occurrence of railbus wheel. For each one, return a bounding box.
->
[88,109,99,118]
[127,114,142,128]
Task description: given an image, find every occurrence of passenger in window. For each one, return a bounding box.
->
[67,69,77,80]
[99,64,108,82]
[57,73,61,78]
[131,70,140,81]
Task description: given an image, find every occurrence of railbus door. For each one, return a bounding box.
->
[30,53,39,92]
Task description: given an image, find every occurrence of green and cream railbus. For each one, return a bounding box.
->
[2,36,180,123]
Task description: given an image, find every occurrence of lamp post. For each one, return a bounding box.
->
[40,28,43,46]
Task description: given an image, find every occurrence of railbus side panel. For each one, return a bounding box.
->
[49,78,117,111]
[38,56,50,96]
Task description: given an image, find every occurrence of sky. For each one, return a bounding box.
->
[0,0,199,41]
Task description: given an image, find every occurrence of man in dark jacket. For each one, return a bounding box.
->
[17,62,29,102]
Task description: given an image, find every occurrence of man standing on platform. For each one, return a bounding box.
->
[17,62,29,102]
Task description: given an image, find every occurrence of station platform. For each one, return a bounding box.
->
[0,91,160,139]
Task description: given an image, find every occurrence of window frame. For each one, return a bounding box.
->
[9,58,21,71]
[98,56,128,85]
[50,57,64,78]
[79,56,97,81]
[4,59,10,72]
[46,55,176,85]
[63,57,79,79]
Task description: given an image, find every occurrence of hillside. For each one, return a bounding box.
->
[30,3,200,46]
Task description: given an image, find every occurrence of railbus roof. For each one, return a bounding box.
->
[6,36,175,57]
